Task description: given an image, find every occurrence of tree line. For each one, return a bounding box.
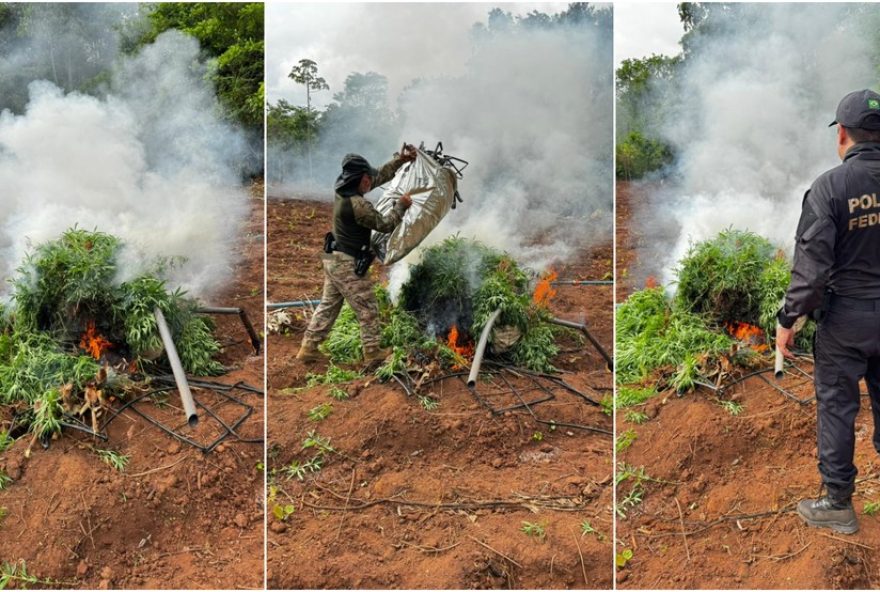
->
[0,2,263,135]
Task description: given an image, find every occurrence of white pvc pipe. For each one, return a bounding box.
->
[154,308,199,427]
[467,309,502,389]
[774,323,785,380]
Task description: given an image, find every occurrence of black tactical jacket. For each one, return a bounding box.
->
[780,142,880,327]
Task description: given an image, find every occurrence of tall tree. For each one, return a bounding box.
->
[288,59,329,182]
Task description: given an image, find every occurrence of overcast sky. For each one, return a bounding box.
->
[266,3,576,108]
[614,2,682,66]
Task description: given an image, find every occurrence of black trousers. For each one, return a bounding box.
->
[815,296,880,500]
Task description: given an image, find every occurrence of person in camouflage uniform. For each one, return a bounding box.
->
[296,146,416,365]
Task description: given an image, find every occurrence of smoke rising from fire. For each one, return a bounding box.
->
[642,4,878,285]
[0,29,250,299]
[399,20,613,268]
[270,5,612,275]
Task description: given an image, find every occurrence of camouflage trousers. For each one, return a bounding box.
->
[301,252,381,354]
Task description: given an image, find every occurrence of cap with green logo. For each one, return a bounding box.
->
[829,89,880,130]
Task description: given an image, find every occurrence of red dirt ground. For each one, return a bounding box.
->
[616,180,880,589]
[0,181,265,590]
[266,197,613,589]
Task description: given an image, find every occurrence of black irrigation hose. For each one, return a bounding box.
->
[60,418,108,441]
[757,373,814,405]
[501,373,612,436]
[196,307,262,355]
[492,392,556,414]
[417,371,474,389]
[97,380,263,453]
[457,374,495,413]
[154,376,264,395]
[484,362,603,407]
[692,365,815,405]
[548,317,613,371]
[391,374,414,397]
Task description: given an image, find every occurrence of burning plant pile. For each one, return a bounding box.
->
[617,229,814,393]
[0,228,225,447]
[319,236,568,380]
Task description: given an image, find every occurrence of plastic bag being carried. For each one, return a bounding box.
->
[371,149,459,265]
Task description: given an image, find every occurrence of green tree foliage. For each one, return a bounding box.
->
[0,3,133,113]
[133,2,264,131]
[288,58,329,112]
[267,99,319,184]
[615,54,679,180]
[267,66,398,186]
[320,71,397,153]
[471,3,611,40]
[616,130,673,180]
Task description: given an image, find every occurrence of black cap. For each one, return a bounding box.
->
[829,89,880,130]
[334,153,379,194]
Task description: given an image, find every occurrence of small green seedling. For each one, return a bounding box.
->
[285,457,323,481]
[616,429,638,453]
[625,411,649,424]
[0,431,13,453]
[864,501,880,516]
[302,431,335,454]
[520,521,546,539]
[532,431,544,442]
[95,449,130,472]
[273,504,295,522]
[418,395,439,411]
[615,549,634,568]
[0,471,11,491]
[719,400,743,416]
[0,560,71,588]
[580,520,597,536]
[329,387,349,401]
[600,395,613,416]
[307,403,333,422]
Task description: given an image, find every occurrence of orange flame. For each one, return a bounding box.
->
[533,270,558,306]
[645,276,658,289]
[725,321,769,353]
[80,321,112,360]
[447,325,475,368]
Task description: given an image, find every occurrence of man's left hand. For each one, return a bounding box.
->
[776,325,797,360]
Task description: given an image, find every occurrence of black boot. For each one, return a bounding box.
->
[797,494,859,535]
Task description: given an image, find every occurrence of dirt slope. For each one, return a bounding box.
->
[616,180,880,590]
[0,181,265,590]
[266,197,613,589]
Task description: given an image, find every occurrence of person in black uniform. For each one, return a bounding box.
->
[777,89,880,534]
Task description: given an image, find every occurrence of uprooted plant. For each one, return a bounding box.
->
[616,229,814,402]
[0,228,225,450]
[318,236,567,382]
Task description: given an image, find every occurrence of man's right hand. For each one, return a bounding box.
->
[776,325,797,360]
[399,193,412,208]
[400,144,417,161]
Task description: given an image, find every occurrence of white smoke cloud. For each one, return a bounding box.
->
[397,22,612,271]
[0,30,250,299]
[647,4,878,284]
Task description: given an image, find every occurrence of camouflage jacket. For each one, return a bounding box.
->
[332,155,408,253]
